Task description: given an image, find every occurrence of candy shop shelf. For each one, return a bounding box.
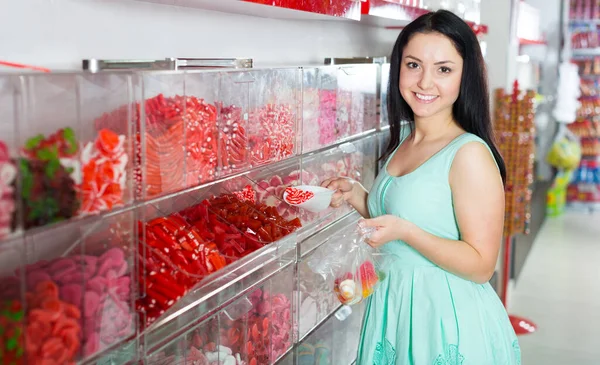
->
[134,0,361,21]
[143,264,295,365]
[569,19,600,25]
[573,48,600,57]
[359,0,427,28]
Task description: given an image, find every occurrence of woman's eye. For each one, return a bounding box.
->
[439,66,452,73]
[406,62,419,69]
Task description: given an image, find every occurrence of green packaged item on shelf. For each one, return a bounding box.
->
[546,130,582,170]
[547,170,574,216]
[298,343,316,365]
[314,341,331,365]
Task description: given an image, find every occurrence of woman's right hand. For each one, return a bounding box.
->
[321,177,355,208]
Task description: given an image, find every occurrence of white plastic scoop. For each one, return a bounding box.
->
[283,185,335,213]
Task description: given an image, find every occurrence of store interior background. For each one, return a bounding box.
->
[1,0,598,364]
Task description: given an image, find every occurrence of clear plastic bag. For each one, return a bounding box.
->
[307,222,384,306]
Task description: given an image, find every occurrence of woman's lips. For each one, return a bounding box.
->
[413,92,439,104]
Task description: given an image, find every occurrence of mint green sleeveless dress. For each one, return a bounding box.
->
[356,131,521,365]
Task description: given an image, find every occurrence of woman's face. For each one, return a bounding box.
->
[399,32,463,120]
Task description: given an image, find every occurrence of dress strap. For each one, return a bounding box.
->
[440,133,498,175]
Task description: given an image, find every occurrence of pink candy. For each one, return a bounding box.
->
[21,247,133,358]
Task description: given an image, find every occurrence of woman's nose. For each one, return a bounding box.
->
[417,70,434,90]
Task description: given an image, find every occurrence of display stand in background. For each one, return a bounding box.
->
[566,1,600,212]
[493,81,537,336]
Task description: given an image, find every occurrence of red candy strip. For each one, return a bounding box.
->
[284,187,314,204]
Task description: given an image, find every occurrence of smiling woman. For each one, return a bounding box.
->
[321,9,520,365]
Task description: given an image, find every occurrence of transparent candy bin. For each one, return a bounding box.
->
[143,264,295,365]
[14,72,135,232]
[299,133,379,217]
[137,184,297,354]
[218,68,301,176]
[296,212,361,340]
[295,302,366,365]
[138,71,221,200]
[0,210,137,364]
[0,75,19,240]
[301,65,378,153]
[240,158,340,241]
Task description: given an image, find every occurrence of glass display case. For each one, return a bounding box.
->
[144,265,295,365]
[14,73,135,231]
[302,65,378,153]
[0,211,137,364]
[296,212,362,340]
[219,68,301,175]
[138,71,220,199]
[295,302,366,365]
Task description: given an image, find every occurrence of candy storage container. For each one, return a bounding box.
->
[180,72,220,189]
[137,72,221,199]
[301,67,338,152]
[8,210,137,364]
[16,73,134,230]
[300,134,378,217]
[294,301,366,365]
[301,66,378,154]
[137,182,298,351]
[337,64,378,138]
[295,212,361,341]
[144,265,295,365]
[0,75,19,239]
[220,69,300,171]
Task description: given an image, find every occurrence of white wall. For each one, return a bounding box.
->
[481,0,519,93]
[0,0,399,71]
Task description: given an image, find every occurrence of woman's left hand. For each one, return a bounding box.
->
[360,215,415,248]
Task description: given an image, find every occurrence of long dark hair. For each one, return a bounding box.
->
[382,9,507,183]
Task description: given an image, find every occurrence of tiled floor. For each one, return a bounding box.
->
[509,211,600,364]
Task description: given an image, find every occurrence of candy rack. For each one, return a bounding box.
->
[0,62,387,364]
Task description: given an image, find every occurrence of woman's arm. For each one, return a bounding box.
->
[363,142,504,284]
[347,181,371,218]
[405,142,504,283]
[322,178,371,218]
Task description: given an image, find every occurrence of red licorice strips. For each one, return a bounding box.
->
[137,187,301,327]
[137,214,228,327]
[284,187,314,204]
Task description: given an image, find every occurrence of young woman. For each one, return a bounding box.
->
[322,10,521,365]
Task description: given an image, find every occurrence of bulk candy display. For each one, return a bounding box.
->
[0,63,382,364]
